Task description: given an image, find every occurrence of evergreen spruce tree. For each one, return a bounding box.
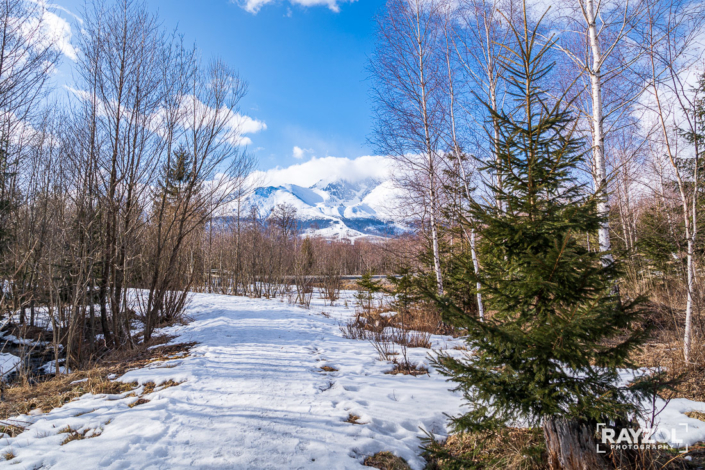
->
[356,271,382,316]
[159,146,196,203]
[387,267,421,315]
[429,6,654,467]
[0,141,16,257]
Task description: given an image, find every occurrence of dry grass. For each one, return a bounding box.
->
[345,413,364,425]
[615,280,705,401]
[0,337,196,421]
[361,302,456,337]
[385,358,429,376]
[0,422,27,437]
[142,382,156,395]
[0,369,138,421]
[342,296,457,344]
[58,426,86,445]
[628,312,705,402]
[425,427,702,470]
[341,317,432,350]
[685,410,705,422]
[58,424,108,445]
[142,379,183,395]
[396,331,432,349]
[319,365,338,372]
[363,451,411,469]
[2,450,15,461]
[128,398,150,408]
[423,428,547,470]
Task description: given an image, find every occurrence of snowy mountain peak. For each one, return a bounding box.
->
[311,177,381,203]
[240,177,406,241]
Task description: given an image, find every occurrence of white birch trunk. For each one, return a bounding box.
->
[416,0,443,295]
[471,229,484,319]
[685,237,694,363]
[585,0,614,265]
[650,52,696,363]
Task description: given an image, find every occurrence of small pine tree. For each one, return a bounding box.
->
[636,207,681,278]
[0,142,16,257]
[386,267,421,315]
[356,271,382,316]
[427,6,654,466]
[157,146,196,204]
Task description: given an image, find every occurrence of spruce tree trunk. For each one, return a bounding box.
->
[543,418,611,470]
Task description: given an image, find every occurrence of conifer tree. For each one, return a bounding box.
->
[356,271,382,316]
[387,267,420,315]
[159,146,196,203]
[0,142,16,257]
[429,5,654,467]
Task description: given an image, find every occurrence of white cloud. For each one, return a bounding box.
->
[292,146,314,159]
[292,146,305,159]
[66,88,266,147]
[41,9,76,60]
[22,2,78,61]
[234,0,355,15]
[234,112,267,135]
[179,96,266,145]
[251,155,393,188]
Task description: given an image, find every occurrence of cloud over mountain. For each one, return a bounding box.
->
[250,155,393,188]
[239,156,406,241]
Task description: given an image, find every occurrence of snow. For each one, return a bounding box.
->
[647,398,705,449]
[0,332,50,348]
[40,360,68,375]
[0,292,464,469]
[2,291,704,469]
[0,353,21,378]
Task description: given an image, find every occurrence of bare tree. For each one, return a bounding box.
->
[370,0,446,295]
[638,0,705,362]
[142,59,255,341]
[0,0,61,266]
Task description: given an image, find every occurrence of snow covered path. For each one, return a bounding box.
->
[1,293,465,470]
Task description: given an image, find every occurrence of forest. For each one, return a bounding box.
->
[1,0,705,468]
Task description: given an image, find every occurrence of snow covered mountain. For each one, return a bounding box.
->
[241,177,409,240]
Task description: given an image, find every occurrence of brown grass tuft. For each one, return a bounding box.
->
[345,413,363,425]
[0,422,26,437]
[128,398,150,408]
[319,365,338,372]
[384,358,428,376]
[59,426,85,445]
[685,410,705,422]
[59,425,105,445]
[153,379,183,392]
[363,451,411,469]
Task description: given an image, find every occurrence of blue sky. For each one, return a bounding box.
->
[50,0,384,171]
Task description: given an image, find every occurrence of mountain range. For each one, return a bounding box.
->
[240,177,408,241]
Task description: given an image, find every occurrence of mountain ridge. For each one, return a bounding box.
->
[239,177,407,241]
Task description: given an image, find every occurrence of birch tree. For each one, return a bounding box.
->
[557,0,644,266]
[639,0,705,363]
[370,0,446,295]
